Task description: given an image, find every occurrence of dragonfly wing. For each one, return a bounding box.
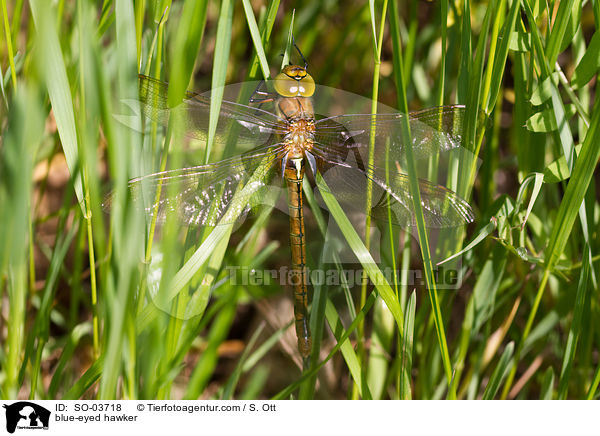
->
[311,105,477,227]
[313,105,473,169]
[316,160,474,228]
[138,75,287,150]
[104,145,286,227]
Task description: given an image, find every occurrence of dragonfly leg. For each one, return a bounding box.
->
[249,80,276,105]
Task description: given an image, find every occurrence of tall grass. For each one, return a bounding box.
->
[0,0,598,400]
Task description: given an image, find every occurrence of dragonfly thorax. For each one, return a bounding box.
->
[283,118,315,159]
[277,95,315,121]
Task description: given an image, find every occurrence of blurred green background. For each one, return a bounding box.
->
[0,0,599,400]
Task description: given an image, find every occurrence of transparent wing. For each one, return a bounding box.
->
[316,162,474,228]
[313,105,473,169]
[138,75,288,150]
[312,105,478,227]
[104,144,287,227]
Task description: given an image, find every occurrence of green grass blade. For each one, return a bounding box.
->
[184,292,238,398]
[571,31,600,89]
[526,105,576,132]
[63,357,105,400]
[29,0,83,208]
[587,364,600,400]
[325,300,372,399]
[27,212,79,397]
[98,0,142,399]
[246,0,279,81]
[205,0,234,163]
[390,0,455,395]
[0,85,43,398]
[399,291,416,399]
[543,144,583,183]
[557,245,591,399]
[482,341,514,399]
[302,178,368,398]
[272,292,379,400]
[540,367,555,400]
[544,99,600,271]
[389,0,408,112]
[530,73,560,106]
[221,323,265,399]
[438,221,496,265]
[485,0,519,112]
[545,0,577,66]
[7,0,600,402]
[1,0,17,90]
[281,10,294,68]
[316,172,404,334]
[367,297,395,399]
[242,0,270,80]
[357,0,388,401]
[457,0,472,104]
[168,0,208,105]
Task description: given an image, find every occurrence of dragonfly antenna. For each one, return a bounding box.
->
[292,35,308,70]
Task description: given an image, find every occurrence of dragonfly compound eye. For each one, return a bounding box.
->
[274,66,315,98]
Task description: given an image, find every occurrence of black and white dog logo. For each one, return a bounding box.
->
[3,402,50,433]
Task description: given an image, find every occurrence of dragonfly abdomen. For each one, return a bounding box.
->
[284,157,312,361]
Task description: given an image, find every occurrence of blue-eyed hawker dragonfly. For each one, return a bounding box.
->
[115,63,477,366]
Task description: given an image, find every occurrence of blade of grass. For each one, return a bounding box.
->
[540,367,555,400]
[356,0,388,400]
[482,341,514,399]
[462,0,493,198]
[456,0,472,104]
[434,0,448,106]
[399,290,416,399]
[77,0,101,359]
[1,0,17,90]
[63,357,104,399]
[485,0,519,112]
[0,85,43,398]
[204,0,234,163]
[272,291,379,400]
[30,0,84,208]
[571,31,600,89]
[302,178,368,398]
[184,290,238,399]
[545,0,576,66]
[48,323,91,398]
[400,46,456,399]
[247,0,279,81]
[280,10,294,68]
[557,244,591,399]
[453,244,507,396]
[221,323,265,399]
[390,0,455,397]
[389,0,413,399]
[242,0,270,81]
[325,300,372,399]
[136,143,275,332]
[27,207,78,398]
[316,172,404,340]
[367,296,395,399]
[167,0,208,105]
[502,96,600,398]
[587,364,600,400]
[99,0,142,399]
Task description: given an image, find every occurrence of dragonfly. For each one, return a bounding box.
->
[116,57,477,367]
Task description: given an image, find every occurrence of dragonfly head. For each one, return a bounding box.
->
[274,65,315,98]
